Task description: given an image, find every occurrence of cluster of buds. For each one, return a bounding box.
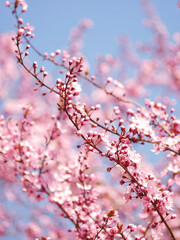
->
[56,57,83,111]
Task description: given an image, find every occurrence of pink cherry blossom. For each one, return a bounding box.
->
[1,0,180,239]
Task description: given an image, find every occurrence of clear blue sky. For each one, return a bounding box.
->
[1,0,180,67]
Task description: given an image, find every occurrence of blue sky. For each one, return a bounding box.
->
[1,0,180,67]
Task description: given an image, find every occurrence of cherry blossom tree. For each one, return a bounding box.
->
[0,0,180,239]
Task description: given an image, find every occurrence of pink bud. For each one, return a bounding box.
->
[5,1,10,7]
[104,120,109,125]
[90,106,95,111]
[40,66,45,72]
[26,31,31,36]
[120,180,125,185]
[56,49,61,55]
[22,4,28,12]
[95,104,101,110]
[33,61,38,68]
[73,92,79,96]
[18,28,25,36]
[76,131,82,136]
[69,60,73,65]
[107,77,112,83]
[91,75,95,80]
[18,18,23,24]
[50,52,55,58]
[43,72,48,77]
[171,214,176,219]
[44,52,48,58]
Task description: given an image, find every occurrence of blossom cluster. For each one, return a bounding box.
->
[1,0,180,239]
